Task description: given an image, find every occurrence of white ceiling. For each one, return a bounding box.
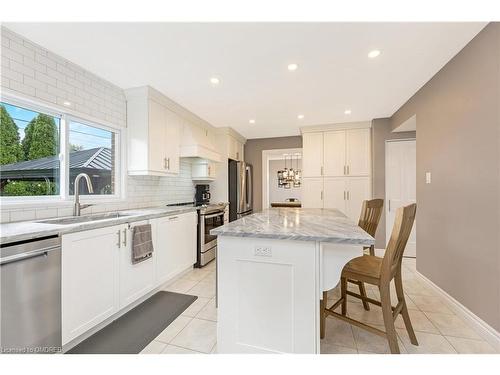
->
[5,22,485,139]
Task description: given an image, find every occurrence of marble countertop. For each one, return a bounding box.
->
[211,208,374,245]
[0,206,196,245]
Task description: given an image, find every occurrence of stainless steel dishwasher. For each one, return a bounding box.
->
[1,236,61,354]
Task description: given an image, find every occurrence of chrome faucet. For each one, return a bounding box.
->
[73,173,94,216]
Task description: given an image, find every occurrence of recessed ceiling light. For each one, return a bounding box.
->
[297,114,304,120]
[249,119,255,124]
[287,63,298,71]
[344,109,352,115]
[63,101,71,106]
[210,77,220,85]
[368,50,381,59]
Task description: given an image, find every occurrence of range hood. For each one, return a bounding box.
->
[180,144,222,162]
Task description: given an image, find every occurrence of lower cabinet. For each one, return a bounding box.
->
[119,220,156,309]
[302,177,371,221]
[62,212,196,345]
[62,224,123,344]
[155,212,197,285]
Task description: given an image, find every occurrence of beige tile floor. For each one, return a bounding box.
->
[140,258,499,354]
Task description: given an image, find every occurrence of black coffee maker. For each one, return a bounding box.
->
[195,184,211,205]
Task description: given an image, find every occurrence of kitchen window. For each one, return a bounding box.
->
[0,98,122,201]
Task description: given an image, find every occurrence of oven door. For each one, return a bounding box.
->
[202,211,224,252]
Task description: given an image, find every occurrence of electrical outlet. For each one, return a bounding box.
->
[254,246,272,257]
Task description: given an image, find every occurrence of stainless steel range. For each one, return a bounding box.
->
[196,203,227,267]
[166,201,227,268]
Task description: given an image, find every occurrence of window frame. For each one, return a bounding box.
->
[0,92,125,207]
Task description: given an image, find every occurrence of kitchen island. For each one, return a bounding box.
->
[211,208,374,354]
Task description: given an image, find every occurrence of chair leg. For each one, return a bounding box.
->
[320,291,327,339]
[379,283,400,354]
[369,245,375,256]
[394,272,418,346]
[356,281,370,311]
[340,277,347,316]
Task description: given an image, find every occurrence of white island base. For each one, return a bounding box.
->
[216,235,363,354]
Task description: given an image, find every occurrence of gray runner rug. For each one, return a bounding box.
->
[67,291,197,354]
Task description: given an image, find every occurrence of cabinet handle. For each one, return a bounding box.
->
[344,165,346,175]
[344,191,346,200]
[347,191,350,200]
[347,165,350,175]
[236,152,239,160]
[163,157,167,169]
[208,166,211,175]
[169,216,179,221]
[122,228,127,247]
[321,191,323,200]
[167,158,170,170]
[117,230,121,248]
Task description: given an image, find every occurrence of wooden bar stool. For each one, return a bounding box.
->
[351,199,384,310]
[322,204,418,354]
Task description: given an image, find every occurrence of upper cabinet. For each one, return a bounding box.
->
[180,116,221,162]
[125,86,180,176]
[302,126,371,178]
[228,135,244,161]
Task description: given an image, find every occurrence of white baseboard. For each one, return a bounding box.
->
[415,270,500,351]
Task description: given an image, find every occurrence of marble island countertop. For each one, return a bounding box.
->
[211,208,374,245]
[0,206,196,245]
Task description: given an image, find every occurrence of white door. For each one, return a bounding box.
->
[302,133,324,177]
[386,140,416,257]
[148,99,167,173]
[346,128,371,176]
[119,221,156,309]
[302,178,324,208]
[62,225,122,344]
[323,131,346,177]
[165,109,180,174]
[346,177,372,221]
[323,177,347,214]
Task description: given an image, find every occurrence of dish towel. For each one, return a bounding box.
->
[132,224,154,264]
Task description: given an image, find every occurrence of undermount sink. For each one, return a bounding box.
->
[37,212,133,225]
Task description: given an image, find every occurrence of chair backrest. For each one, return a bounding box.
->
[381,203,417,281]
[358,199,384,237]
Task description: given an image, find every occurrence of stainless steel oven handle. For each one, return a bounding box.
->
[203,212,225,219]
[0,245,60,265]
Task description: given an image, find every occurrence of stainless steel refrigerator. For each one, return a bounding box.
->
[228,160,253,221]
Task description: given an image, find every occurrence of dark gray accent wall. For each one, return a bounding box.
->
[371,118,416,248]
[244,136,303,212]
[390,23,500,330]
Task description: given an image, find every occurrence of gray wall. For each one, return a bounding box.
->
[390,23,500,330]
[371,118,416,248]
[244,136,303,212]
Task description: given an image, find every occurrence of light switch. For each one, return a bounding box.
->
[425,172,431,184]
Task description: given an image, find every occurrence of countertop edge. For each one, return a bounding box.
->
[213,231,375,246]
[0,207,196,245]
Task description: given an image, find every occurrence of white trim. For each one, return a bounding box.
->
[300,121,371,134]
[261,148,303,209]
[416,270,500,351]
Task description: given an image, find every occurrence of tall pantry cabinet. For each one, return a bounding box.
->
[301,124,372,221]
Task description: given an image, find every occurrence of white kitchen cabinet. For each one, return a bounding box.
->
[346,128,371,176]
[180,119,221,162]
[323,177,347,214]
[228,135,244,161]
[191,160,216,181]
[323,131,346,177]
[119,221,156,309]
[155,212,197,285]
[302,178,324,208]
[62,224,122,344]
[302,132,324,177]
[125,86,180,176]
